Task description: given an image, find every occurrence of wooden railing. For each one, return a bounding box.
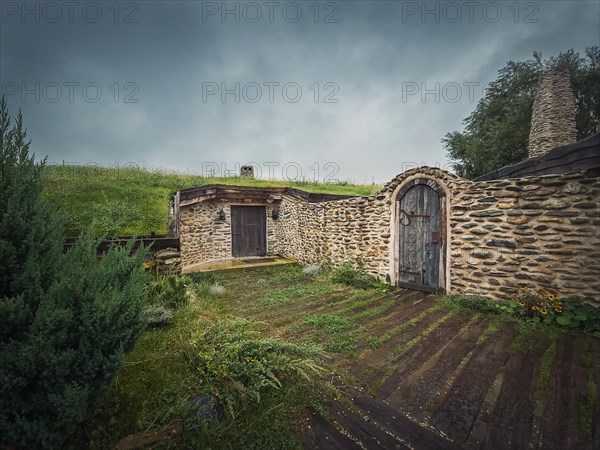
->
[64,234,180,255]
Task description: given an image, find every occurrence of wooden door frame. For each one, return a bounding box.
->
[389,176,450,293]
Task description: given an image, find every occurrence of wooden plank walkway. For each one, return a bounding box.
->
[216,267,600,449]
[311,316,598,449]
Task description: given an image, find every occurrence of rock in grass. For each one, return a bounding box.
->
[188,393,222,426]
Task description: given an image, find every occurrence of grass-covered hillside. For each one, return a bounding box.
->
[43,165,381,236]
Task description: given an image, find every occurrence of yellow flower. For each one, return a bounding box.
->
[532,305,539,311]
[540,308,548,315]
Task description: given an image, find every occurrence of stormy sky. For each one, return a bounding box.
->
[1,1,598,184]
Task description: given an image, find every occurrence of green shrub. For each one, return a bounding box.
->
[508,288,600,335]
[185,318,323,418]
[143,305,175,327]
[331,262,377,289]
[303,264,322,275]
[0,100,149,449]
[208,283,226,297]
[551,301,600,335]
[441,290,600,337]
[373,280,391,293]
[145,274,191,310]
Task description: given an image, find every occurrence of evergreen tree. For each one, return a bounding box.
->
[0,98,149,449]
[444,47,600,179]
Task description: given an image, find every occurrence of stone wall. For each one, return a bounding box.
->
[528,70,577,158]
[179,201,281,268]
[449,171,599,302]
[269,194,391,278]
[178,167,600,303]
[179,202,231,267]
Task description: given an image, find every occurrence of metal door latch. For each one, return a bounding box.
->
[399,208,431,226]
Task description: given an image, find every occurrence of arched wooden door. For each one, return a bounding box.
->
[396,182,445,292]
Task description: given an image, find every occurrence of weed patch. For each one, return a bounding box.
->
[534,338,558,416]
[324,329,363,353]
[438,293,600,337]
[366,336,381,349]
[438,294,499,314]
[303,313,352,333]
[259,282,331,308]
[66,287,324,449]
[186,318,323,418]
[331,263,378,290]
[351,301,395,320]
[145,274,192,310]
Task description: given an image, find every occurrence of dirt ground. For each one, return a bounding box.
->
[217,266,600,450]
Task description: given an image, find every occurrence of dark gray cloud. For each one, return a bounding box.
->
[1,0,598,183]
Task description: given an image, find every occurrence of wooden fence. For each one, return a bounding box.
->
[63,234,180,256]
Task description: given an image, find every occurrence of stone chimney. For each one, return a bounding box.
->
[240,165,255,178]
[528,69,577,159]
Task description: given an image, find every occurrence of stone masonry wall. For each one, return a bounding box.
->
[180,202,232,268]
[270,194,391,279]
[180,201,281,268]
[179,167,600,303]
[449,171,600,303]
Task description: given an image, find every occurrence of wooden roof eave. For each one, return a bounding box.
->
[179,195,217,207]
[475,133,600,181]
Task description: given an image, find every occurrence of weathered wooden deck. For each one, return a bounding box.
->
[303,297,598,449]
[219,267,600,449]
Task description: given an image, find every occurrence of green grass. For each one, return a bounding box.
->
[350,301,395,321]
[324,328,365,353]
[61,265,599,449]
[579,378,597,435]
[534,337,558,416]
[258,282,333,308]
[507,326,533,354]
[366,336,381,349]
[63,265,397,448]
[437,294,500,315]
[578,340,598,435]
[477,321,502,345]
[256,265,307,286]
[43,164,380,236]
[65,277,322,449]
[299,311,361,353]
[302,313,353,333]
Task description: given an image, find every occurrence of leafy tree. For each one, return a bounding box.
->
[444,47,600,179]
[0,98,149,449]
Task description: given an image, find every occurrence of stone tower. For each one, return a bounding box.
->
[528,69,577,159]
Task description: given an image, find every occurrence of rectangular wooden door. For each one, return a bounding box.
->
[231,206,267,257]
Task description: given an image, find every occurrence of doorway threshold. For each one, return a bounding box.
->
[183,256,296,273]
